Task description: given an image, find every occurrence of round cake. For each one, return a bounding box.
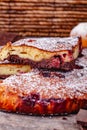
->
[0,49,87,115]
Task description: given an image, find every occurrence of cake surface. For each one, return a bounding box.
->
[13,37,80,52]
[0,49,86,115]
[0,37,82,70]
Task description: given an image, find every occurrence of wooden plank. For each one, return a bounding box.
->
[10,0,55,3]
[55,0,87,4]
[1,0,87,4]
[9,2,55,7]
[0,111,81,130]
[5,12,87,18]
[76,109,87,127]
[4,0,87,4]
[0,2,9,6]
[6,18,85,23]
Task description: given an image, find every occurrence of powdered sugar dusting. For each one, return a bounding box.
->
[0,60,10,64]
[0,49,87,100]
[13,37,79,52]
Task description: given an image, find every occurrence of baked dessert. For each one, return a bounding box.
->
[0,46,31,78]
[0,37,82,71]
[0,60,31,79]
[0,48,86,115]
[70,23,87,48]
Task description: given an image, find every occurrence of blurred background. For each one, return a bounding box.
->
[0,0,87,44]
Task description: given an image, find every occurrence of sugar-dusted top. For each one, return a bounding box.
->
[0,48,87,100]
[0,60,10,64]
[13,37,80,52]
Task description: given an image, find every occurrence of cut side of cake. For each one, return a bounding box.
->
[0,46,31,78]
[0,60,31,79]
[0,48,86,115]
[0,37,82,71]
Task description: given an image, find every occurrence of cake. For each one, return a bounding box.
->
[0,60,31,79]
[0,37,82,71]
[0,48,86,115]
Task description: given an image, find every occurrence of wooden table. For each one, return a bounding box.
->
[0,111,84,130]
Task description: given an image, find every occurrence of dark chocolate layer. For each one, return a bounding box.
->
[7,55,83,71]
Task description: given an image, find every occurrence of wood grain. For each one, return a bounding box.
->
[0,0,87,37]
[0,111,81,130]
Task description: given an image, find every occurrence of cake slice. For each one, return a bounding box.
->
[0,48,86,115]
[0,46,31,78]
[0,37,82,71]
[0,60,31,79]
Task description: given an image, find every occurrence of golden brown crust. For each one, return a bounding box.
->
[0,49,87,115]
[0,92,86,115]
[0,83,86,115]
